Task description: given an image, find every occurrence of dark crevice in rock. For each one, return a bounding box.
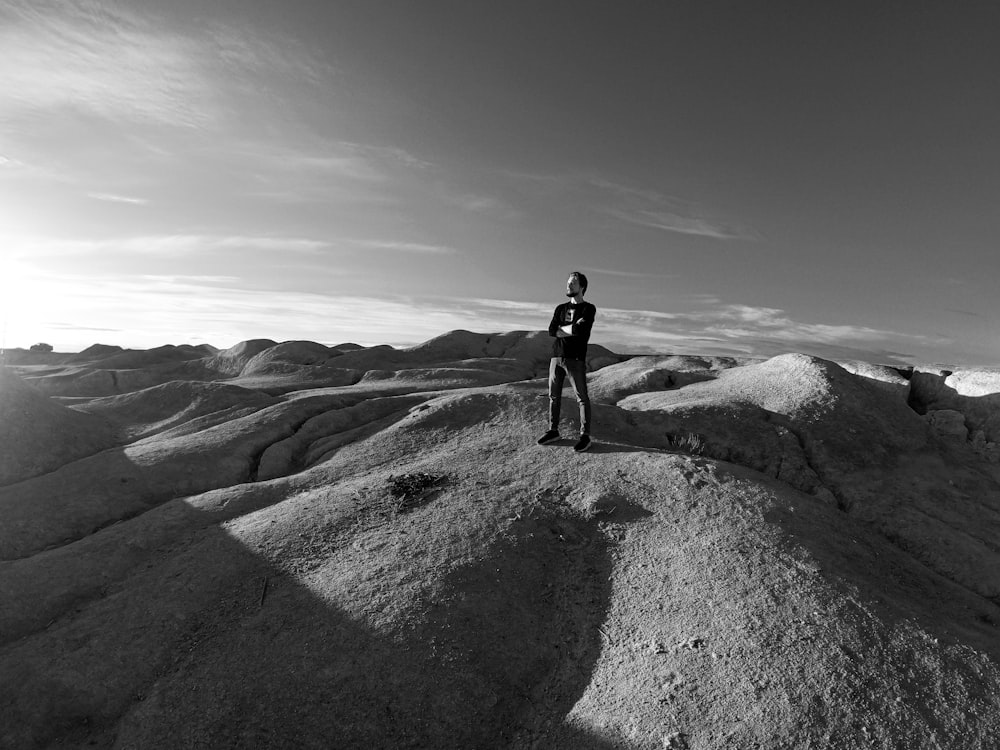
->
[295,408,416,474]
[891,366,915,381]
[763,413,850,512]
[906,391,928,416]
[249,396,430,482]
[906,370,949,416]
[661,412,847,511]
[246,407,347,483]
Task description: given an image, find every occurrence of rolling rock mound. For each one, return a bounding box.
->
[2,335,1000,748]
[8,331,619,399]
[0,368,116,486]
[73,381,279,441]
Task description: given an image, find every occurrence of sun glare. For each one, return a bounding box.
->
[1,252,52,349]
[1,256,30,313]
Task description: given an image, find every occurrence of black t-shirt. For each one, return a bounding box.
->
[548,301,596,360]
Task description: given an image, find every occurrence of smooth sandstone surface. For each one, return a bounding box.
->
[2,331,1000,749]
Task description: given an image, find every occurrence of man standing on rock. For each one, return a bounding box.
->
[538,271,596,452]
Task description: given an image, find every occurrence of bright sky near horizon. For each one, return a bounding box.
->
[2,1,999,366]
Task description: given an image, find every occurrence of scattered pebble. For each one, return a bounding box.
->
[678,637,706,651]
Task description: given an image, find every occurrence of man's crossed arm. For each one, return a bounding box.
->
[556,319,587,337]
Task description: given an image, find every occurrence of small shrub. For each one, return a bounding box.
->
[29,343,53,353]
[665,432,706,455]
[386,472,447,512]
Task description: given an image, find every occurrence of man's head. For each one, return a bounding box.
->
[566,271,588,298]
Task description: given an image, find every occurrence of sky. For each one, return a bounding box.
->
[2,0,999,366]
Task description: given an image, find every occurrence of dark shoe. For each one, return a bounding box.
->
[574,434,592,453]
[537,429,561,445]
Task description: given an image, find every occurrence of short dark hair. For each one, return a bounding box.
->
[570,271,588,294]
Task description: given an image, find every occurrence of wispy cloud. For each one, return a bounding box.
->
[244,144,389,184]
[440,190,515,217]
[354,240,458,255]
[944,308,982,318]
[243,140,433,184]
[0,155,26,170]
[605,208,747,240]
[587,176,758,241]
[0,153,67,184]
[502,171,759,241]
[7,234,331,259]
[592,303,941,364]
[206,24,332,87]
[47,324,123,332]
[698,304,905,345]
[226,139,436,207]
[87,193,149,205]
[338,142,433,171]
[588,267,677,280]
[1,1,216,128]
[0,0,334,132]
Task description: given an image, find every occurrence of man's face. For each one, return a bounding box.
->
[566,275,582,297]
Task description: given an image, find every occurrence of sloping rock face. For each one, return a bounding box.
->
[208,339,279,376]
[618,353,929,489]
[400,329,622,376]
[66,344,125,363]
[70,344,206,370]
[834,359,911,399]
[73,381,278,440]
[2,338,1000,748]
[0,368,117,486]
[589,354,756,404]
[604,354,1000,604]
[911,367,1000,461]
[17,360,215,398]
[240,341,336,375]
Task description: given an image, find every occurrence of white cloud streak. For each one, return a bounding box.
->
[225,139,437,208]
[503,171,758,241]
[354,240,457,255]
[589,176,758,241]
[87,193,149,205]
[605,209,746,240]
[6,234,331,259]
[338,142,433,171]
[588,267,677,280]
[10,233,464,262]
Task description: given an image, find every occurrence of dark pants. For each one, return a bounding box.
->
[548,357,591,435]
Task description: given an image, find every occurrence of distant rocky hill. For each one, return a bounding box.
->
[1,331,999,748]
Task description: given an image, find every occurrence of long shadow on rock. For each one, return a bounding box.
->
[112,513,617,748]
[585,441,671,456]
[1,491,638,749]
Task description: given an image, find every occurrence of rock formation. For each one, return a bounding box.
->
[1,333,999,748]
